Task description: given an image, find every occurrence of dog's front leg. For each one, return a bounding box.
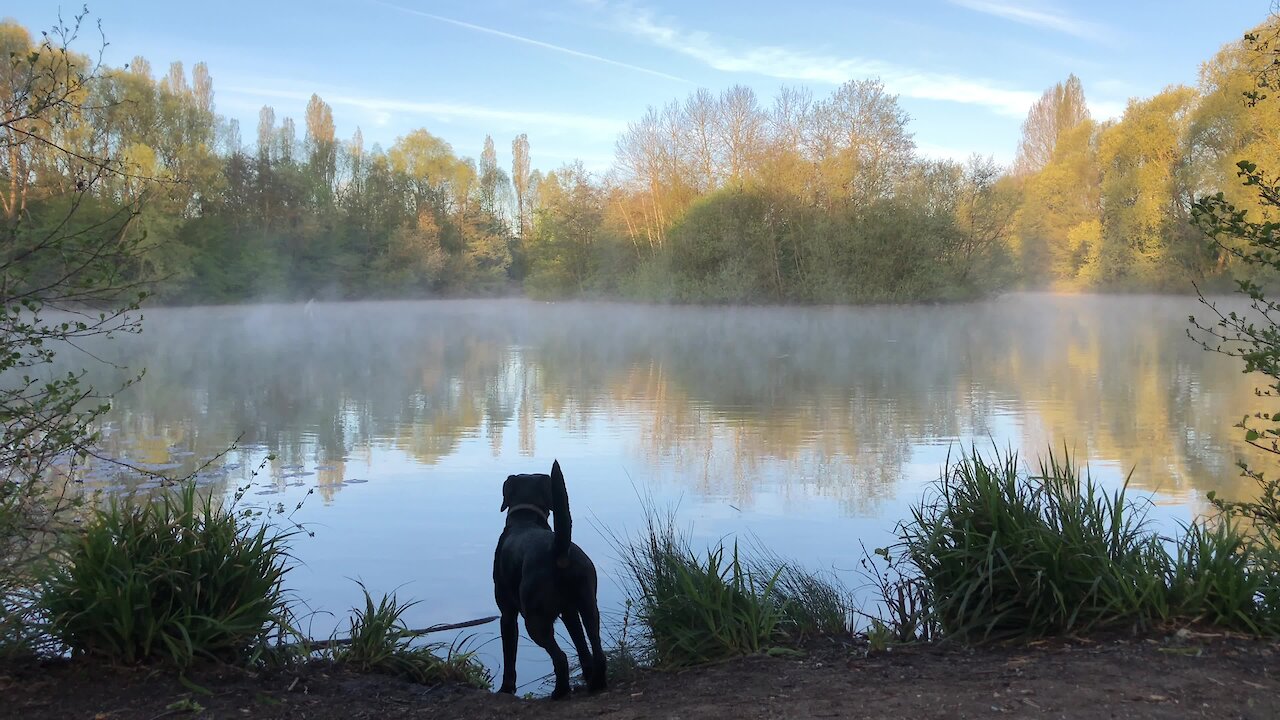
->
[498,609,520,694]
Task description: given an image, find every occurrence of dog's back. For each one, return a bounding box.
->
[494,518,597,618]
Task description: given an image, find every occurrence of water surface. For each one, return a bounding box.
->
[68,294,1262,687]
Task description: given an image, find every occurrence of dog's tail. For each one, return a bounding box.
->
[551,460,572,569]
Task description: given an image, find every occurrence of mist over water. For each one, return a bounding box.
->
[66,293,1260,685]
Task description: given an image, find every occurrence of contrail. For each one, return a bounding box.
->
[373,1,691,84]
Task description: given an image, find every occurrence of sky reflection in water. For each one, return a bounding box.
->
[65,294,1261,686]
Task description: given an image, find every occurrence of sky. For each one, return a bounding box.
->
[7,1,1272,175]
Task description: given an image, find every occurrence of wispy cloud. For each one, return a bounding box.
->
[604,4,1039,117]
[1088,98,1127,121]
[372,0,690,84]
[223,85,627,136]
[946,0,1110,42]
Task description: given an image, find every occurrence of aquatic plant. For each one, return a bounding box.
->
[42,482,295,667]
[325,583,491,689]
[615,509,849,669]
[884,448,1280,642]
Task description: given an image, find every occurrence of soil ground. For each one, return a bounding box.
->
[2,633,1276,719]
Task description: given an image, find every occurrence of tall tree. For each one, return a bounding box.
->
[952,155,1018,284]
[717,85,764,186]
[479,134,501,216]
[683,88,718,191]
[162,60,187,95]
[1013,119,1101,284]
[278,116,296,165]
[1092,86,1198,287]
[256,105,275,162]
[1014,75,1090,176]
[304,93,336,196]
[511,133,531,238]
[191,61,213,114]
[810,79,914,208]
[129,55,151,78]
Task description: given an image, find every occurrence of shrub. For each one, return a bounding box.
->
[751,549,852,640]
[1169,518,1280,634]
[42,483,294,667]
[327,584,491,689]
[883,447,1280,643]
[616,510,848,669]
[898,448,1170,641]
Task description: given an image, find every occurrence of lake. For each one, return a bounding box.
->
[67,293,1261,689]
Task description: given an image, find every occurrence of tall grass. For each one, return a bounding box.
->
[41,483,294,667]
[326,584,491,689]
[1169,519,1280,634]
[899,448,1168,640]
[887,447,1280,643]
[752,548,851,640]
[616,510,850,669]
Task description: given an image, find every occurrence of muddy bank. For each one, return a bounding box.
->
[2,635,1276,719]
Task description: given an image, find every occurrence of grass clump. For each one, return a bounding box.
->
[898,448,1169,641]
[326,584,491,689]
[617,511,850,669]
[41,482,294,667]
[884,447,1280,644]
[755,551,851,640]
[1168,519,1280,634]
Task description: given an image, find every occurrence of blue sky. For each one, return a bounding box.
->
[9,1,1270,174]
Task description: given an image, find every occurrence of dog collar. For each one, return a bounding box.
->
[506,504,550,520]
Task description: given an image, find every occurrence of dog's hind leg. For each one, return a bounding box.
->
[579,600,608,692]
[498,609,519,694]
[561,610,594,689]
[525,616,571,700]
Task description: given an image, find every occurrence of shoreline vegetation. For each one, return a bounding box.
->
[2,448,1278,717]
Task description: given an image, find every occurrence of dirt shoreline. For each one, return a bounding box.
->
[2,635,1276,719]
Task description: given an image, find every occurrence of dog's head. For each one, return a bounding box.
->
[499,458,570,520]
[500,460,567,517]
[500,473,554,515]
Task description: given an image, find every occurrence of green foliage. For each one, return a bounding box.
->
[879,448,1280,643]
[616,510,848,669]
[752,550,852,640]
[864,618,893,653]
[327,585,491,689]
[42,483,295,668]
[622,186,1007,305]
[898,448,1170,641]
[1190,160,1280,537]
[1,10,153,659]
[1169,519,1280,634]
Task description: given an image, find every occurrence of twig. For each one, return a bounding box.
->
[300,615,498,651]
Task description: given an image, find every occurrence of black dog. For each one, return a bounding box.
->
[493,460,607,699]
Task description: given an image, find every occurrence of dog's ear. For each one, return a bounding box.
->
[500,475,515,511]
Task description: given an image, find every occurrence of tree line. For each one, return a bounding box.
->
[1,16,1275,305]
